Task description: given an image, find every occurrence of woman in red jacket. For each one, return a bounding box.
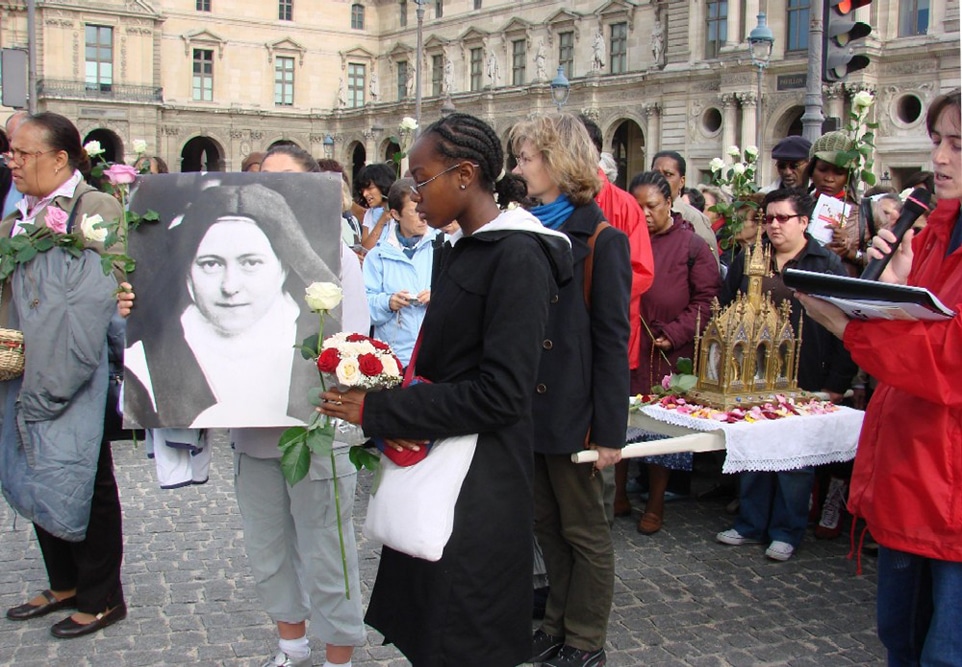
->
[799,89,962,665]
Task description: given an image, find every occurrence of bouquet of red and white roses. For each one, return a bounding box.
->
[316,332,403,391]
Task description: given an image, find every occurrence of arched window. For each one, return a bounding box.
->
[351,3,364,30]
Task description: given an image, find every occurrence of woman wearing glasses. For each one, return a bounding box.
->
[715,187,856,562]
[320,112,572,667]
[0,112,127,637]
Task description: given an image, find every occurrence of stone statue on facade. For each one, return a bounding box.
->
[486,48,501,86]
[651,19,665,68]
[591,29,606,72]
[369,69,380,103]
[535,39,547,81]
[443,57,454,95]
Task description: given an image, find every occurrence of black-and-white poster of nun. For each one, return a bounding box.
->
[123,172,343,429]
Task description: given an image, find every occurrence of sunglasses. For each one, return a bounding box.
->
[763,213,801,226]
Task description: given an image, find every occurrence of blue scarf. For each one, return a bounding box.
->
[396,226,422,259]
[530,195,574,230]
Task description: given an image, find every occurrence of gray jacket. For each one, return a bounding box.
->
[0,247,117,541]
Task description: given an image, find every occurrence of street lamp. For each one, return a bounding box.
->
[550,66,570,112]
[748,12,774,162]
[323,134,334,159]
[413,0,426,137]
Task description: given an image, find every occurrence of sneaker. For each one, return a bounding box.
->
[531,629,564,662]
[261,650,312,667]
[765,540,795,561]
[716,529,763,546]
[543,644,607,667]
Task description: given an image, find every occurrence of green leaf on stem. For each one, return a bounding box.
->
[676,357,693,375]
[300,334,320,360]
[307,420,335,457]
[349,445,381,472]
[308,386,326,407]
[279,427,310,485]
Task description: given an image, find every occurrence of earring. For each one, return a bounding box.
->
[459,184,466,190]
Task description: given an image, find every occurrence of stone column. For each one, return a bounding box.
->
[737,91,757,153]
[643,102,662,158]
[721,93,738,158]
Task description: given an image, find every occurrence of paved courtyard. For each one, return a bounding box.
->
[0,434,884,666]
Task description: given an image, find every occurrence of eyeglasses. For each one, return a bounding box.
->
[409,162,477,196]
[2,148,58,165]
[776,161,803,171]
[763,213,801,226]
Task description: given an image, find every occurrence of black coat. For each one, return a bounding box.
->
[722,235,858,394]
[361,224,572,667]
[532,201,632,453]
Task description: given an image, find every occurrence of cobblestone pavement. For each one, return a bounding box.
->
[0,434,884,666]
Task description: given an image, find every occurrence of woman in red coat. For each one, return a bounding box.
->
[799,89,962,665]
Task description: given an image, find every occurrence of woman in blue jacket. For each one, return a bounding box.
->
[363,178,438,366]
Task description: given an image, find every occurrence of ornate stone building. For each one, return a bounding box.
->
[1,0,958,188]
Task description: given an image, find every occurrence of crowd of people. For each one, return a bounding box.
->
[1,88,960,666]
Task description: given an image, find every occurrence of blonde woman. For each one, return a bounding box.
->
[510,113,631,667]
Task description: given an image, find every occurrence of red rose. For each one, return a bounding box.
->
[346,333,368,342]
[317,348,341,373]
[358,353,383,376]
[370,338,390,351]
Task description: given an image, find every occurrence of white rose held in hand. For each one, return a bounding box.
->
[399,116,418,132]
[745,145,759,159]
[709,158,726,173]
[335,358,360,386]
[732,163,746,176]
[83,140,104,157]
[133,139,148,154]
[80,213,108,243]
[305,282,343,312]
[727,145,741,157]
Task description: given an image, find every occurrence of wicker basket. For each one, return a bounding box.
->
[0,328,25,381]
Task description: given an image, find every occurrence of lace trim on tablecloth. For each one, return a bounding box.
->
[639,405,864,473]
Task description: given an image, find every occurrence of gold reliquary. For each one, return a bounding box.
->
[688,230,809,410]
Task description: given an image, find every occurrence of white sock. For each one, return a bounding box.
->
[278,636,310,660]
[323,662,352,667]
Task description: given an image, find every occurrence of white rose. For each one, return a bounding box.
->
[709,158,726,173]
[732,163,746,176]
[84,140,104,157]
[304,282,343,311]
[726,145,741,158]
[399,116,418,131]
[744,145,759,158]
[335,358,360,387]
[80,213,108,243]
[132,139,148,154]
[852,90,874,110]
[382,356,400,378]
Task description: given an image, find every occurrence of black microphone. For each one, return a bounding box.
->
[859,187,932,281]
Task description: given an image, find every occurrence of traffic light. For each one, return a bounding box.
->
[822,0,872,82]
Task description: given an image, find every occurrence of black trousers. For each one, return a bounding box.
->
[33,439,124,614]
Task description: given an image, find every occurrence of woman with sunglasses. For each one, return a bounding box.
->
[715,187,856,562]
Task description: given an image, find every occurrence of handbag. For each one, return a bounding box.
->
[363,328,478,561]
[363,432,477,561]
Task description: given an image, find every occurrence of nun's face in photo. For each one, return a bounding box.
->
[188,216,287,335]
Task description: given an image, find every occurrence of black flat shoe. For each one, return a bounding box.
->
[50,602,127,639]
[6,590,77,621]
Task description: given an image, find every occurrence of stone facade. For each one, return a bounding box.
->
[1,0,958,188]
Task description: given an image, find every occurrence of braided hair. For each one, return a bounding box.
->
[629,170,673,204]
[422,112,526,209]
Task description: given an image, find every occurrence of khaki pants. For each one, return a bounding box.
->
[533,452,614,651]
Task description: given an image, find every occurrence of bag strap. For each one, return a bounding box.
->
[64,188,93,234]
[583,221,611,309]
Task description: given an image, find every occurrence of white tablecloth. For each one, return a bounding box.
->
[637,405,865,474]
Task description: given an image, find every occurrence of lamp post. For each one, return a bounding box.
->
[413,0,426,137]
[549,66,570,112]
[748,13,774,163]
[323,134,334,159]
